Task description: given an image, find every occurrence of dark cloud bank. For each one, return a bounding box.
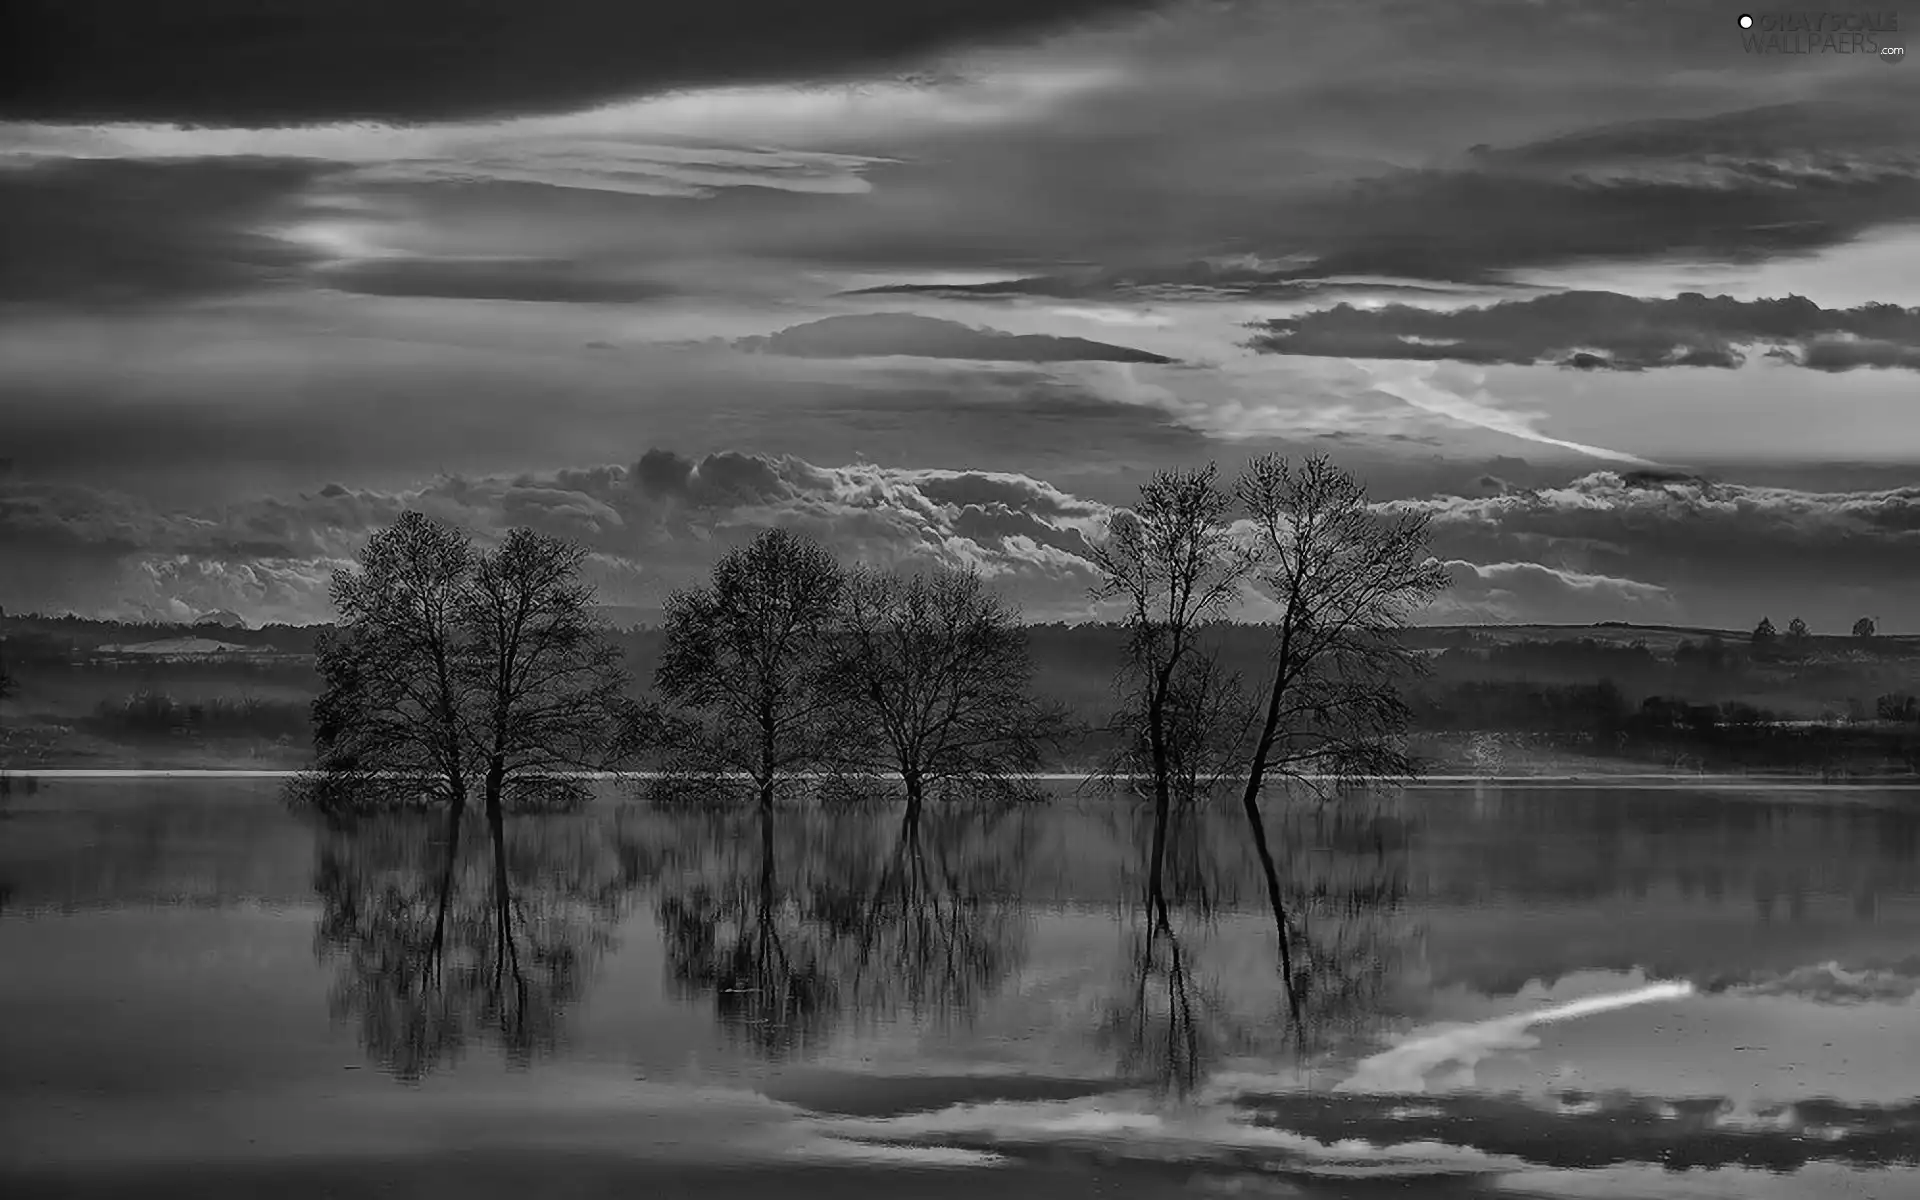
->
[2,0,1165,124]
[1250,291,1920,371]
[0,159,324,306]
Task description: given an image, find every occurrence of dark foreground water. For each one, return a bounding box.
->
[2,780,1918,1199]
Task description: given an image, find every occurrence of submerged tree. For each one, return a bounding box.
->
[301,512,480,815]
[654,529,844,810]
[831,565,1066,822]
[294,513,634,819]
[1231,454,1446,1001]
[1090,465,1249,899]
[460,528,635,822]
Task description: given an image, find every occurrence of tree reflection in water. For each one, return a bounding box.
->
[654,802,1034,1059]
[311,792,1403,1090]
[311,810,641,1081]
[1101,796,1410,1094]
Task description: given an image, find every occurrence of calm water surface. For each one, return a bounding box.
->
[1,780,1917,1199]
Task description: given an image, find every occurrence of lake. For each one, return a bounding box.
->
[1,779,1917,1199]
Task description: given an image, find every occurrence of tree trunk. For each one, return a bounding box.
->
[1146,690,1172,911]
[483,755,506,826]
[758,711,777,814]
[903,768,924,827]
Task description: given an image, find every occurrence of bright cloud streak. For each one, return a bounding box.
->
[1363,363,1653,465]
[0,65,1126,165]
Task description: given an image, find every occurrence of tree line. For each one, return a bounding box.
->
[297,454,1441,818]
[294,453,1444,1017]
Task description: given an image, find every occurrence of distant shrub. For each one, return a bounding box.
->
[92,688,310,739]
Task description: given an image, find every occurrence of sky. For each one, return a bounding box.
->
[2,0,1918,629]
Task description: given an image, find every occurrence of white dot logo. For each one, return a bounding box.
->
[1738,13,1754,28]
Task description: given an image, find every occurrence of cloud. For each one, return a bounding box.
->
[1228,98,1920,288]
[7,120,899,198]
[1434,560,1677,625]
[8,9,1915,322]
[1796,336,1920,372]
[732,312,1174,363]
[1703,958,1920,1005]
[3,0,1165,124]
[1390,469,1920,629]
[845,265,1491,305]
[0,159,324,305]
[1250,291,1920,372]
[1230,1088,1920,1174]
[318,258,683,304]
[0,451,1112,624]
[13,451,1920,631]
[805,89,1920,298]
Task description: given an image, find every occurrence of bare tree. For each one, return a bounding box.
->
[831,565,1065,822]
[655,529,844,811]
[1232,454,1447,1009]
[300,512,480,817]
[1089,465,1249,901]
[295,514,634,824]
[461,528,635,823]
